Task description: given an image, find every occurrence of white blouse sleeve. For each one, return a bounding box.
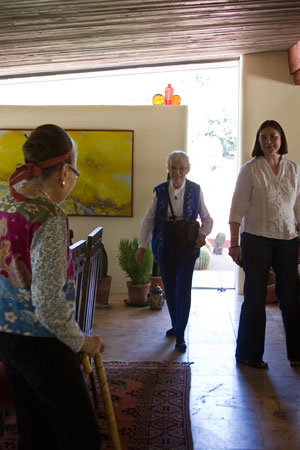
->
[198,189,214,236]
[229,164,253,224]
[138,192,157,249]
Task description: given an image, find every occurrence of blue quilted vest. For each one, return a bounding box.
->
[151,179,200,262]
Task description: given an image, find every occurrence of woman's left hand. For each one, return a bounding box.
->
[195,234,206,248]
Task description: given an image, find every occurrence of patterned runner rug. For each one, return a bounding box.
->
[0,361,193,450]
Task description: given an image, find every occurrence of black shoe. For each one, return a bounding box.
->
[290,361,300,367]
[236,358,268,369]
[175,338,187,352]
[166,328,176,337]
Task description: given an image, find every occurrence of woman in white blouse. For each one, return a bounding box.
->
[229,120,300,369]
[136,151,213,352]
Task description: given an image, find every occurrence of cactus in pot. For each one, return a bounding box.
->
[213,232,226,255]
[195,242,212,270]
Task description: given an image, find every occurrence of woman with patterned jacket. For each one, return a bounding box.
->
[0,124,105,450]
[136,150,213,352]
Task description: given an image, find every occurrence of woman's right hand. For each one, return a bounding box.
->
[136,247,146,264]
[229,245,243,267]
[80,334,105,357]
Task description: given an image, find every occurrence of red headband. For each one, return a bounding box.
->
[9,148,73,201]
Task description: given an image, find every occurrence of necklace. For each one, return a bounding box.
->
[35,188,51,201]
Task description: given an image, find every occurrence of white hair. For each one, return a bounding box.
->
[166,150,190,172]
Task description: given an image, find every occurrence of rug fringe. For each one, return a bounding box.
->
[102,360,194,366]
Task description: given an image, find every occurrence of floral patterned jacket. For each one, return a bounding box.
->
[0,195,83,353]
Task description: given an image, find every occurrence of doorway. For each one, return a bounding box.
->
[184,65,239,290]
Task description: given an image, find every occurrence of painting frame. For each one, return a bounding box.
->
[0,128,134,217]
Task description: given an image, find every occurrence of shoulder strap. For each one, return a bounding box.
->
[165,187,176,220]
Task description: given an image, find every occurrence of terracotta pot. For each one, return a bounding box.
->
[266,283,277,304]
[267,269,275,286]
[96,275,112,307]
[148,276,165,293]
[266,269,277,304]
[126,281,151,306]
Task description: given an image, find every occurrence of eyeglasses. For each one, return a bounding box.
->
[68,165,80,178]
[170,166,188,173]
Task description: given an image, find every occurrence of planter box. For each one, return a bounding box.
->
[126,281,150,306]
[96,275,112,308]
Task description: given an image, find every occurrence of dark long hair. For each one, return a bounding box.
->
[251,120,288,157]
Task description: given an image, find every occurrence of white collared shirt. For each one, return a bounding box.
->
[138,179,213,249]
[229,156,300,240]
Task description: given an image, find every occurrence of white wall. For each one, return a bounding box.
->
[236,51,300,293]
[240,51,300,165]
[0,105,188,291]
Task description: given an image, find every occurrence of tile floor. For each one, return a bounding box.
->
[93,285,300,450]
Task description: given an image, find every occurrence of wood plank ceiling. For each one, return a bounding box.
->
[1,0,300,79]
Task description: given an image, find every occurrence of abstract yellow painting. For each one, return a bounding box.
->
[0,129,134,216]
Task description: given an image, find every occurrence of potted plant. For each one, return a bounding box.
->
[194,241,212,270]
[266,268,277,304]
[118,238,152,306]
[213,232,226,255]
[96,242,112,308]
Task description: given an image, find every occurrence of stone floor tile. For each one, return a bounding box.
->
[259,419,300,449]
[191,418,265,449]
[93,287,300,450]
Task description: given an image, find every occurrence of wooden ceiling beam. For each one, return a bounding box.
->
[0,0,300,78]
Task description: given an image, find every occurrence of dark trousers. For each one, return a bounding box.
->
[236,232,300,362]
[0,333,101,450]
[159,221,199,340]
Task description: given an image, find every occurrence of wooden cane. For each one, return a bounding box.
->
[81,352,122,450]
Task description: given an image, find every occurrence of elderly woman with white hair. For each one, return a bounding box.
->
[136,150,213,352]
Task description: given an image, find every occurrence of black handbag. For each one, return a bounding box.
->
[166,189,199,249]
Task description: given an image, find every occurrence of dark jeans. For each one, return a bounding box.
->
[236,232,300,362]
[0,333,101,450]
[159,221,199,340]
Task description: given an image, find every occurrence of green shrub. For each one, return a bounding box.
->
[118,238,153,284]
